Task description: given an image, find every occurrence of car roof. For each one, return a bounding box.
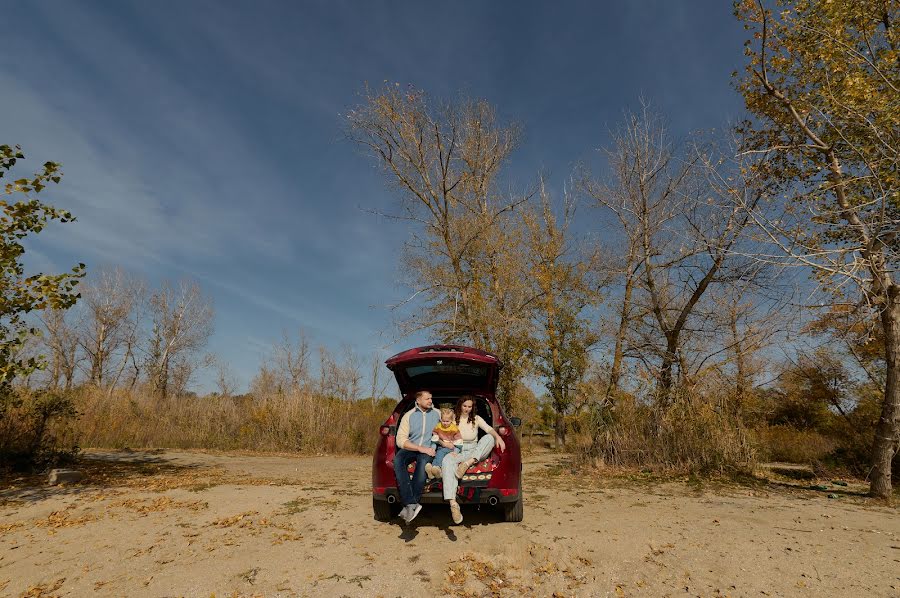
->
[385,344,503,396]
[385,344,501,367]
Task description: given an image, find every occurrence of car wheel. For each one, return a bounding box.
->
[373,497,394,522]
[503,486,523,522]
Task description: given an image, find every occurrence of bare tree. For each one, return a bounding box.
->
[367,350,391,407]
[607,239,639,398]
[714,277,786,409]
[582,173,642,401]
[146,280,214,399]
[316,343,362,402]
[78,267,144,388]
[273,329,311,392]
[591,106,764,405]
[249,364,281,397]
[316,345,338,399]
[211,354,240,397]
[39,309,80,390]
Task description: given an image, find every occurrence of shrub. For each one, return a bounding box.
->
[575,390,755,474]
[0,389,79,472]
[753,425,835,464]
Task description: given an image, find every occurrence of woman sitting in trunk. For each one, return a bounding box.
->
[440,395,506,525]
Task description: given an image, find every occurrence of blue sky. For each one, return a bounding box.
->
[2,1,749,393]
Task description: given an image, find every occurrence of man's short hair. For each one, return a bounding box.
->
[415,390,431,400]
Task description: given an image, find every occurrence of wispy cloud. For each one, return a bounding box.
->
[2,0,748,394]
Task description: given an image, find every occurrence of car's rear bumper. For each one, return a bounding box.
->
[373,486,519,505]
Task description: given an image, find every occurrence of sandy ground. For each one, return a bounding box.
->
[1,449,898,598]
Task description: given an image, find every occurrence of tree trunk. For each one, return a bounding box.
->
[495,345,519,415]
[156,359,168,400]
[607,254,635,399]
[658,334,678,406]
[49,359,60,391]
[730,304,746,411]
[554,411,566,448]
[871,283,900,499]
[90,324,107,386]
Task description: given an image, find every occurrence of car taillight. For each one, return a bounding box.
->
[380,425,391,436]
[498,425,510,436]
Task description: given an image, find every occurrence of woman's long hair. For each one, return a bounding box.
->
[455,395,478,425]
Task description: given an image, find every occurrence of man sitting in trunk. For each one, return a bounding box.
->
[392,390,440,524]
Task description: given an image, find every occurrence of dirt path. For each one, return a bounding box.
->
[1,449,898,597]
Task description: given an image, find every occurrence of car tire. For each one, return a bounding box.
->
[373,497,394,522]
[503,486,523,522]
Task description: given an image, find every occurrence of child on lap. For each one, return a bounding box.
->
[425,407,463,479]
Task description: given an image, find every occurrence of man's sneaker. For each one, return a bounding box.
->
[398,505,411,522]
[424,463,435,479]
[406,503,422,524]
[450,501,463,525]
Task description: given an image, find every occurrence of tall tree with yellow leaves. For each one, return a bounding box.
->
[735,0,900,497]
[523,183,606,446]
[347,84,534,409]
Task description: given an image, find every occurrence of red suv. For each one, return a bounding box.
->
[372,345,523,522]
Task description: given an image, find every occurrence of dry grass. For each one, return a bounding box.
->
[60,387,394,455]
[9,383,868,482]
[575,392,755,474]
[753,425,836,464]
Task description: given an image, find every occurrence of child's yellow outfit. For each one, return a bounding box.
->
[431,422,464,446]
[425,422,464,480]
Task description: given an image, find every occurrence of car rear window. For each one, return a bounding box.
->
[404,361,488,378]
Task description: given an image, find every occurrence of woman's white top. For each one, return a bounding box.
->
[457,415,493,444]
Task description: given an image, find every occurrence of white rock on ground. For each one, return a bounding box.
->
[47,468,83,485]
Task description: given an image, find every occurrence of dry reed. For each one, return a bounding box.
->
[61,387,396,454]
[574,391,756,474]
[753,425,836,465]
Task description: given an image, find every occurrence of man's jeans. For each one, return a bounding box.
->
[393,448,431,507]
[432,445,461,469]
